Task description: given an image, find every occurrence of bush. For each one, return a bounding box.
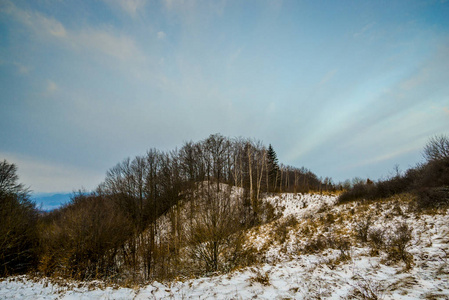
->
[302,232,350,256]
[385,223,413,266]
[273,215,298,244]
[368,228,385,254]
[415,187,449,210]
[302,235,329,254]
[415,158,449,189]
[338,182,372,203]
[354,215,372,243]
[349,275,386,300]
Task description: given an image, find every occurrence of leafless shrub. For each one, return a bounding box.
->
[273,215,298,244]
[416,187,449,210]
[302,230,350,257]
[348,275,387,300]
[368,228,385,255]
[385,223,413,267]
[354,214,372,243]
[302,235,328,254]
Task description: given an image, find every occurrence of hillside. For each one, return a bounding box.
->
[1,192,448,299]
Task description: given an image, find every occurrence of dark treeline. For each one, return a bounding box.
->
[338,135,449,209]
[1,134,332,281]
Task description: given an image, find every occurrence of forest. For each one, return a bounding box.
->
[1,134,448,286]
[0,134,336,283]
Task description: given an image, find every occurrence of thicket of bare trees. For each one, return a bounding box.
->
[39,193,133,280]
[0,160,39,277]
[338,134,449,209]
[2,134,329,281]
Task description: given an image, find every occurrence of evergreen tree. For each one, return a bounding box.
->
[267,144,279,192]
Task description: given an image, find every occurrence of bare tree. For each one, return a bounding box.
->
[0,160,38,276]
[0,160,29,197]
[423,134,449,162]
[187,184,244,273]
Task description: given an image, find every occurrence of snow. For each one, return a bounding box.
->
[1,193,449,299]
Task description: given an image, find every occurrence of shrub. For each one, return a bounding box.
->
[415,187,449,210]
[368,228,385,255]
[385,223,413,266]
[349,275,386,300]
[415,158,449,189]
[273,215,298,244]
[354,215,372,243]
[302,235,328,254]
[302,232,350,256]
[338,182,372,203]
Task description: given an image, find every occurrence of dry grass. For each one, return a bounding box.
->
[248,269,270,286]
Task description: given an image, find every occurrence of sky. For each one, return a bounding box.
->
[1,0,448,196]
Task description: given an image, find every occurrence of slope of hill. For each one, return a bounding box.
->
[1,192,448,299]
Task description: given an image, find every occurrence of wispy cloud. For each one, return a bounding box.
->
[46,80,58,93]
[14,62,30,74]
[353,22,376,38]
[0,60,31,74]
[318,69,338,86]
[2,1,66,38]
[103,0,148,18]
[73,28,146,63]
[227,47,242,67]
[157,31,166,39]
[3,0,146,64]
[443,107,449,115]
[344,145,420,171]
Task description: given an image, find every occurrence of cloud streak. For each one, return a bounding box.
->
[104,0,148,18]
[3,1,146,65]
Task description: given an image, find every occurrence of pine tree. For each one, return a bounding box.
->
[267,144,279,192]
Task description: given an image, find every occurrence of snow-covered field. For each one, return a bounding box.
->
[1,193,449,299]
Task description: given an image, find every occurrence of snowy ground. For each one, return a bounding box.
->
[1,193,449,299]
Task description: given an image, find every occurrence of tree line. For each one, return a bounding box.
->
[1,134,332,281]
[338,134,449,209]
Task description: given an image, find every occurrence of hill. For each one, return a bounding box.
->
[1,192,448,299]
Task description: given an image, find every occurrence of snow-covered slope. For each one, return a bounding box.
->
[1,193,448,299]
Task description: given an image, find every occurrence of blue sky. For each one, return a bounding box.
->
[1,0,448,195]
